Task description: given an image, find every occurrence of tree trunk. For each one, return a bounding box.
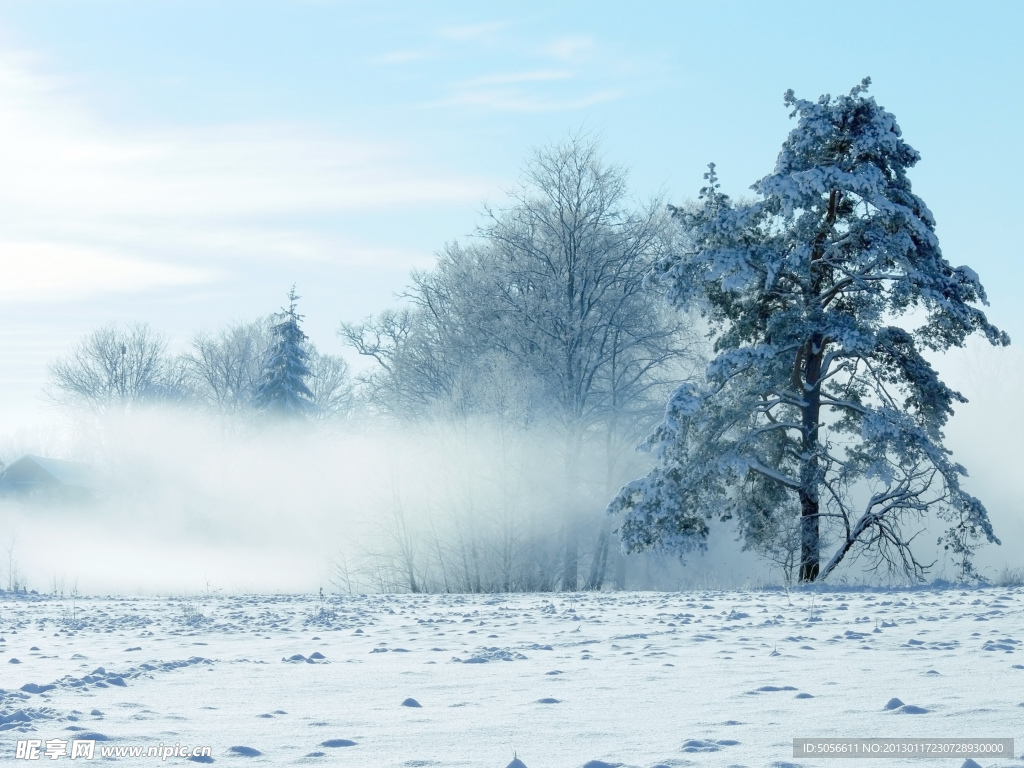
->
[798,335,824,582]
[799,492,820,582]
[561,528,577,593]
[584,524,610,590]
[562,530,578,591]
[561,424,583,592]
[613,549,627,590]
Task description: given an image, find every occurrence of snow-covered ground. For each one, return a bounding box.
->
[2,586,1022,767]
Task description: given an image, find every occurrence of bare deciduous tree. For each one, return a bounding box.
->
[307,349,355,420]
[186,319,271,415]
[342,135,703,590]
[48,323,188,412]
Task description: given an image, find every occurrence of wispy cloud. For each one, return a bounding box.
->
[0,52,490,301]
[456,69,574,88]
[436,22,507,43]
[0,241,215,304]
[444,88,622,114]
[428,28,629,114]
[371,49,432,66]
[539,36,597,63]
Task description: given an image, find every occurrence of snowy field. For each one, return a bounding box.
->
[2,586,1023,767]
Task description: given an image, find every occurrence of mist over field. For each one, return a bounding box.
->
[2,335,1021,597]
[0,407,683,594]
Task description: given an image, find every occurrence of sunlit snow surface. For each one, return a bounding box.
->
[2,587,1024,767]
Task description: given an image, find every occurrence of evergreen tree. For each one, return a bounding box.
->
[254,287,315,417]
[609,79,1009,582]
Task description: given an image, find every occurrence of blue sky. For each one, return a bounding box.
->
[1,0,1022,430]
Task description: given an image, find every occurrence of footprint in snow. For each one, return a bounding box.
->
[187,756,214,764]
[582,761,623,768]
[320,739,356,747]
[536,698,560,704]
[401,698,421,707]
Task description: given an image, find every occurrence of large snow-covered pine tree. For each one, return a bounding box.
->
[254,287,315,417]
[608,79,1009,582]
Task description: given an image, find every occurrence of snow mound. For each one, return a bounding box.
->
[281,652,328,664]
[451,647,527,663]
[0,706,64,732]
[20,683,56,694]
[981,637,1020,652]
[681,738,738,752]
[893,704,929,714]
[228,746,262,756]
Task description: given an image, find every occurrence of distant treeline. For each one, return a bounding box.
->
[43,136,705,593]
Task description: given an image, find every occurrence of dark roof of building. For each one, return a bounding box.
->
[0,454,98,491]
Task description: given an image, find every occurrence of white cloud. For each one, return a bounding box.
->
[442,88,621,114]
[539,36,597,63]
[431,30,628,114]
[456,69,574,88]
[0,117,485,219]
[0,51,490,299]
[371,49,432,65]
[0,241,216,303]
[436,22,508,43]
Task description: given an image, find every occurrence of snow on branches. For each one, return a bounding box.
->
[609,80,1008,582]
[254,287,315,417]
